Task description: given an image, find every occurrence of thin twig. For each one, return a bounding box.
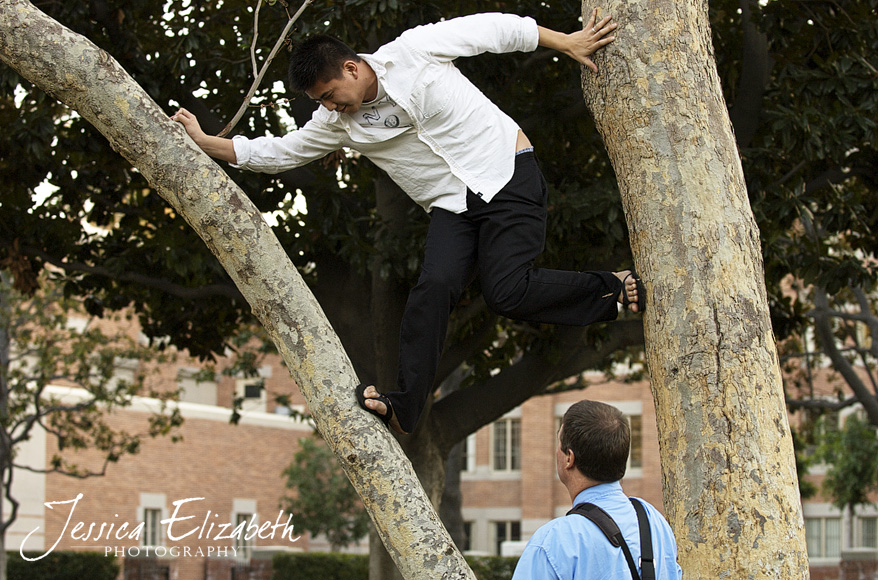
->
[772,159,807,189]
[218,0,313,137]
[251,0,263,78]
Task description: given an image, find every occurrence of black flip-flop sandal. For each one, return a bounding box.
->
[622,271,646,313]
[355,383,394,426]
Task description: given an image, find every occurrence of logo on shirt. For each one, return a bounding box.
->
[359,95,410,130]
[362,106,381,125]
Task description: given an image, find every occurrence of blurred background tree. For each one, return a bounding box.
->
[0,272,181,580]
[282,435,370,551]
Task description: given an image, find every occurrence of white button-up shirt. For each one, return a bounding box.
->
[232,13,540,213]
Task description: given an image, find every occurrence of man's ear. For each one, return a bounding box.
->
[564,449,575,470]
[343,60,359,79]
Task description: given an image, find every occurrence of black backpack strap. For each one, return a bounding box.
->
[630,498,655,580]
[567,503,641,580]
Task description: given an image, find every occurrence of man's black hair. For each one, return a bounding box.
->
[288,34,361,93]
[560,400,630,483]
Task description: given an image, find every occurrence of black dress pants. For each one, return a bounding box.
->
[385,152,622,433]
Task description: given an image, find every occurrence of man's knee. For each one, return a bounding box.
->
[484,284,527,318]
[414,268,468,302]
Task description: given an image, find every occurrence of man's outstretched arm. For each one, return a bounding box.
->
[538,8,617,73]
[171,108,238,164]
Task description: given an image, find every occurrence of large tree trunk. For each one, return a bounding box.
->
[0,2,475,579]
[579,0,809,577]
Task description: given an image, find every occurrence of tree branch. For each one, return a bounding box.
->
[786,395,862,413]
[435,312,498,386]
[805,166,875,194]
[14,456,114,479]
[0,463,19,535]
[729,0,772,148]
[851,287,878,396]
[218,0,313,137]
[431,319,644,453]
[811,286,878,426]
[0,5,475,575]
[250,0,264,78]
[20,245,245,301]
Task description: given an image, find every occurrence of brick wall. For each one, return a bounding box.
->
[41,400,311,580]
[840,549,878,580]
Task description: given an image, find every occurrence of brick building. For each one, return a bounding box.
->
[7,309,876,578]
[6,308,320,579]
[9,385,314,579]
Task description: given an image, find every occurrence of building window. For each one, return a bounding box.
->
[458,434,476,473]
[860,517,878,548]
[629,415,643,469]
[177,367,218,406]
[805,517,841,558]
[459,439,468,473]
[494,521,521,555]
[143,508,163,547]
[461,522,472,552]
[235,378,267,413]
[493,419,521,471]
[235,513,254,559]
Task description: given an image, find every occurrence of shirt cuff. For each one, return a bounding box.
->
[521,16,540,52]
[230,135,250,169]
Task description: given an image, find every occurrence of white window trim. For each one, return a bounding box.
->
[804,503,844,564]
[235,368,271,414]
[138,493,167,548]
[461,433,476,473]
[232,498,258,561]
[491,417,521,474]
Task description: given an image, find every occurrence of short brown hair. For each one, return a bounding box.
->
[560,400,630,482]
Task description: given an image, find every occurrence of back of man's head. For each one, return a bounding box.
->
[288,34,361,93]
[561,400,630,483]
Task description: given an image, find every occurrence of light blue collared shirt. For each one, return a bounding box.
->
[511,481,683,580]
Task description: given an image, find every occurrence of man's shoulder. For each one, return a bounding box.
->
[529,512,604,547]
[630,497,673,525]
[308,105,343,127]
[369,34,420,68]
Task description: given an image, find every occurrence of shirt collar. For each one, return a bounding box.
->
[572,480,624,507]
[359,54,386,78]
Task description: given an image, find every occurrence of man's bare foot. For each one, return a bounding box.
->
[360,385,407,434]
[614,270,642,313]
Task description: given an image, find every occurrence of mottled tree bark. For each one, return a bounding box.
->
[579,0,809,577]
[0,2,474,578]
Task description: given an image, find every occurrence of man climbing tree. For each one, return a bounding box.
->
[172,9,644,436]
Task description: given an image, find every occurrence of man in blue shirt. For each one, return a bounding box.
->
[512,400,683,579]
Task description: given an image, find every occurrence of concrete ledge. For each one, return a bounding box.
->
[842,548,878,562]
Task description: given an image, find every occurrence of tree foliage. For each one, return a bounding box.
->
[717,0,878,525]
[0,0,872,377]
[0,272,182,578]
[281,435,370,550]
[716,0,877,296]
[0,274,182,478]
[0,0,629,367]
[819,413,878,513]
